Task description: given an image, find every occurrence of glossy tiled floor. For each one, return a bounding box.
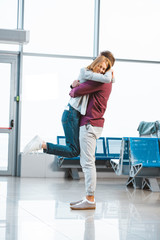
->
[0,177,160,240]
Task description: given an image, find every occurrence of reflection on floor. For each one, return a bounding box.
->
[0,177,160,240]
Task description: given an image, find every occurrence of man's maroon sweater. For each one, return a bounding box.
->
[69,80,112,127]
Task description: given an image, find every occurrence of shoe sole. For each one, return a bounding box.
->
[70,206,96,210]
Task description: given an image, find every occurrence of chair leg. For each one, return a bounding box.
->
[126,177,143,189]
[142,178,160,192]
[69,168,80,180]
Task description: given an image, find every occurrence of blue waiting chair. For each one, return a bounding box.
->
[56,136,109,179]
[57,136,80,180]
[110,137,130,176]
[126,137,160,191]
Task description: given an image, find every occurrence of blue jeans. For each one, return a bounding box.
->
[44,104,80,157]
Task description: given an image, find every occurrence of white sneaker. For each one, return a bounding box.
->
[23,135,43,154]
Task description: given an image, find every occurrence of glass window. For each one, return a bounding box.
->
[0,0,17,28]
[0,134,8,170]
[21,57,160,148]
[0,63,10,127]
[23,0,94,56]
[21,56,92,150]
[100,0,160,61]
[102,61,160,137]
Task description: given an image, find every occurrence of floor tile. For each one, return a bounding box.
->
[0,177,160,240]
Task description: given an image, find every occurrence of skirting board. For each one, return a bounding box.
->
[20,153,128,179]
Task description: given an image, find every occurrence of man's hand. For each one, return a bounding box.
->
[71,80,80,88]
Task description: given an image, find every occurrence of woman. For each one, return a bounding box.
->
[23,56,113,157]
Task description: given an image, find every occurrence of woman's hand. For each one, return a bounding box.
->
[111,69,114,79]
[71,80,80,88]
[111,69,115,83]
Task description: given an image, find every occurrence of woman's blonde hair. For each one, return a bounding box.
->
[87,56,112,72]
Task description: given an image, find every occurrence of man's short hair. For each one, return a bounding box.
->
[100,51,115,66]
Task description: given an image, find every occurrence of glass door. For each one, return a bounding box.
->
[0,54,18,175]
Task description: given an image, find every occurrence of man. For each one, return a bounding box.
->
[69,64,113,210]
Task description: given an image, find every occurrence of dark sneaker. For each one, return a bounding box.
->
[70,199,96,210]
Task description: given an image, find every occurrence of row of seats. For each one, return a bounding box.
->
[111,137,160,192]
[57,136,122,179]
[57,136,160,192]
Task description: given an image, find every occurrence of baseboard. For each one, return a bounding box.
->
[20,153,128,179]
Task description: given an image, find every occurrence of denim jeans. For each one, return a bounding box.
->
[44,104,80,157]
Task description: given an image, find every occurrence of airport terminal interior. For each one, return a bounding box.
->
[0,0,160,239]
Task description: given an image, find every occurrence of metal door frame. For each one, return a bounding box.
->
[0,53,18,175]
